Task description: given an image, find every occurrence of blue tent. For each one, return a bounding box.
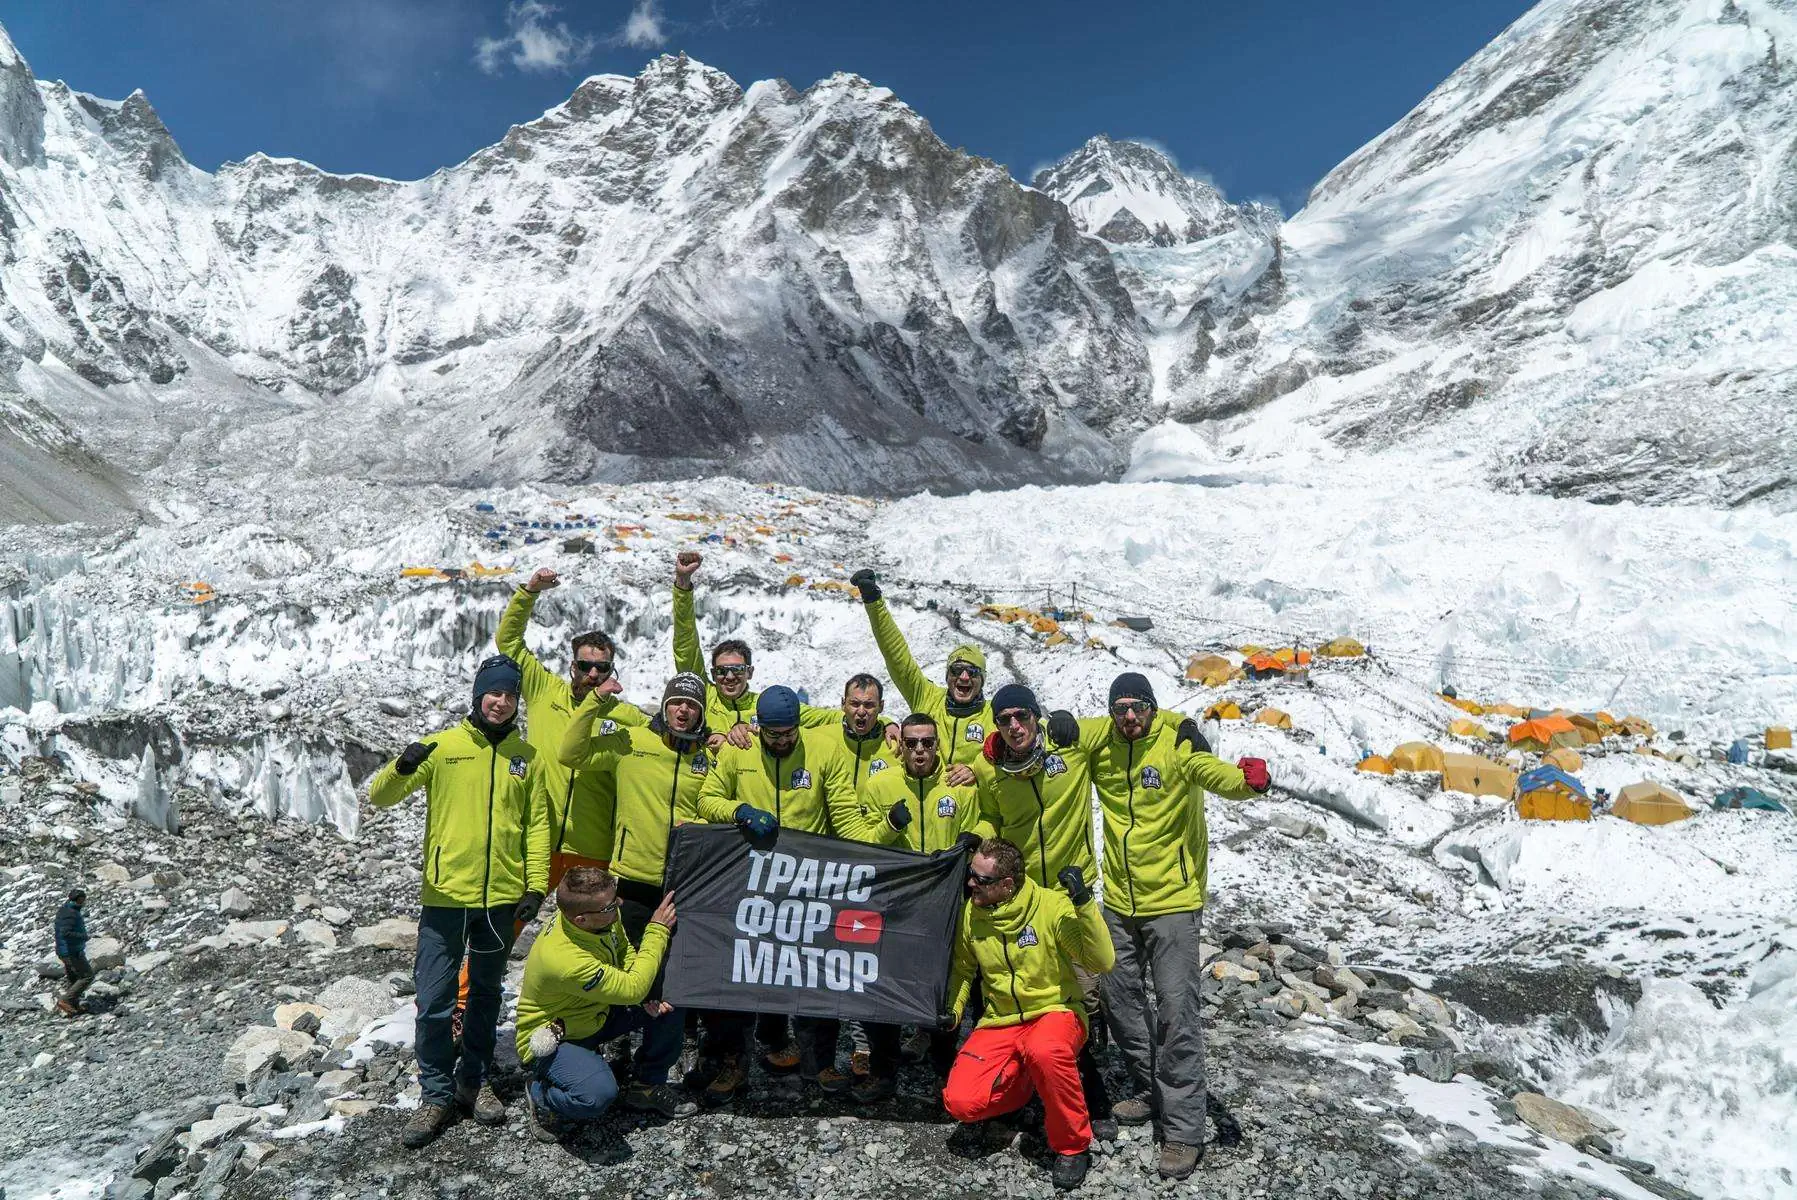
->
[1727,740,1749,764]
[1516,766,1588,798]
[1713,787,1786,813]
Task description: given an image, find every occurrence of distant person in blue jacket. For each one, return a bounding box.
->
[54,889,93,1016]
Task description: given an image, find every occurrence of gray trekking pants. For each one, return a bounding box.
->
[1099,906,1206,1146]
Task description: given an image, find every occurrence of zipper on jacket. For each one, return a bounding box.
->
[553,773,576,856]
[616,827,629,869]
[1000,934,1022,1018]
[1028,777,1048,885]
[1122,741,1138,914]
[482,744,498,912]
[433,845,442,884]
[912,776,927,852]
[1178,845,1189,884]
[664,751,682,853]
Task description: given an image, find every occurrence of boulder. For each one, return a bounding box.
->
[218,887,256,917]
[186,1110,257,1150]
[223,1026,314,1083]
[349,919,416,951]
[319,905,352,926]
[93,862,132,884]
[317,976,396,1040]
[273,1002,329,1031]
[1313,965,1366,996]
[1365,1010,1427,1042]
[126,951,173,975]
[1210,960,1260,984]
[314,1068,363,1097]
[1514,1093,1602,1146]
[220,920,288,948]
[294,920,338,950]
[1406,987,1454,1028]
[85,936,126,970]
[1270,812,1328,841]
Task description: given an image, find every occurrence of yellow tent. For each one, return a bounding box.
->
[1239,644,1266,657]
[1517,774,1592,821]
[1444,695,1486,716]
[1253,708,1294,730]
[1441,753,1516,799]
[1617,716,1656,738]
[1566,715,1605,745]
[1484,703,1530,718]
[1768,726,1793,751]
[1357,756,1394,775]
[1613,782,1694,826]
[1448,718,1491,740]
[1543,747,1583,773]
[1185,654,1236,685]
[1317,637,1365,658]
[1204,701,1242,721]
[1390,742,1445,773]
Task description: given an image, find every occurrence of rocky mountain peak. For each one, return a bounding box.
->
[1033,133,1241,246]
[0,19,44,167]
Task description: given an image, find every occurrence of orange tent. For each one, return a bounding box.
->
[1204,701,1242,721]
[1357,756,1394,775]
[1508,716,1583,752]
[1253,708,1294,730]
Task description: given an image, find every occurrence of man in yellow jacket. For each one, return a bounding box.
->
[367,654,549,1149]
[848,568,993,766]
[516,868,693,1140]
[672,551,838,745]
[1056,672,1270,1180]
[693,685,862,1102]
[943,837,1114,1192]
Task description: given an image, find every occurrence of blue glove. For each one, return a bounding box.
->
[886,800,912,831]
[734,804,778,838]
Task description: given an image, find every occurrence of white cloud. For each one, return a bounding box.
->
[615,0,668,49]
[474,1,597,75]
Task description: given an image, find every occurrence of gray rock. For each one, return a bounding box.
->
[223,1027,315,1083]
[1513,1093,1601,1145]
[1364,1010,1426,1042]
[293,919,337,949]
[349,919,415,951]
[186,1111,256,1151]
[218,888,255,917]
[85,936,127,970]
[317,976,395,1039]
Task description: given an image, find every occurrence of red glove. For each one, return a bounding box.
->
[982,731,1004,765]
[1237,757,1270,793]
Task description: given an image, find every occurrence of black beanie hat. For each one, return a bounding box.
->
[1108,672,1157,709]
[989,683,1041,718]
[662,672,707,715]
[472,654,522,705]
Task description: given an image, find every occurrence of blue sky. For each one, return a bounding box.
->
[2,0,1533,213]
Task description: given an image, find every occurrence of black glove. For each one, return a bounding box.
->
[887,799,912,831]
[954,831,983,855]
[395,741,436,776]
[1176,718,1210,755]
[1058,865,1092,906]
[735,804,778,838]
[513,890,544,923]
[849,569,881,604]
[1046,710,1079,748]
[937,1010,959,1032]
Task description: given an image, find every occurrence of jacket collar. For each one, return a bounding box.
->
[559,911,624,955]
[973,875,1039,935]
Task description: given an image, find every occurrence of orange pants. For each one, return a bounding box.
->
[942,1010,1090,1155]
[455,852,605,1008]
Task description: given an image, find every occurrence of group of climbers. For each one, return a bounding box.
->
[365,553,1271,1189]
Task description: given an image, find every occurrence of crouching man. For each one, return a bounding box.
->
[942,838,1115,1192]
[515,869,694,1142]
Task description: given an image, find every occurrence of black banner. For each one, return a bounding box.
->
[661,824,968,1024]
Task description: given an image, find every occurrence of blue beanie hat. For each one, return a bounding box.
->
[756,685,801,728]
[989,683,1040,718]
[472,653,523,705]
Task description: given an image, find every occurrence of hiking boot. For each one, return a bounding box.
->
[761,1040,802,1075]
[1111,1096,1155,1126]
[702,1055,748,1107]
[849,1073,896,1105]
[816,1065,854,1095]
[1158,1141,1202,1180]
[1051,1151,1090,1191]
[523,1082,562,1143]
[1090,1115,1118,1143]
[455,1079,506,1126]
[401,1101,454,1149]
[899,1028,931,1063]
[850,1049,872,1078]
[55,998,83,1018]
[682,1055,719,1094]
[624,1081,698,1119]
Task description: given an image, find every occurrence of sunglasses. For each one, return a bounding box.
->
[1110,701,1153,717]
[995,709,1035,727]
[575,900,621,916]
[713,665,750,679]
[901,736,939,749]
[572,660,614,677]
[948,663,983,679]
[968,871,1005,887]
[760,726,799,739]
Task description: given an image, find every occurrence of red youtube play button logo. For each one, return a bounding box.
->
[835,909,883,944]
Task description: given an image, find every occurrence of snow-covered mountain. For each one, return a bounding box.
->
[1150,0,1797,510]
[0,29,1156,513]
[4,2,1796,518]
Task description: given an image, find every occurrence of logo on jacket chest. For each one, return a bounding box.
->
[1141,766,1163,789]
[598,719,618,736]
[690,753,710,776]
[965,722,984,742]
[1016,926,1039,949]
[935,794,958,818]
[1045,754,1068,777]
[790,768,812,789]
[868,759,888,775]
[509,756,528,778]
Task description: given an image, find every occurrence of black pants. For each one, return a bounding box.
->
[59,953,94,1006]
[616,876,668,1002]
